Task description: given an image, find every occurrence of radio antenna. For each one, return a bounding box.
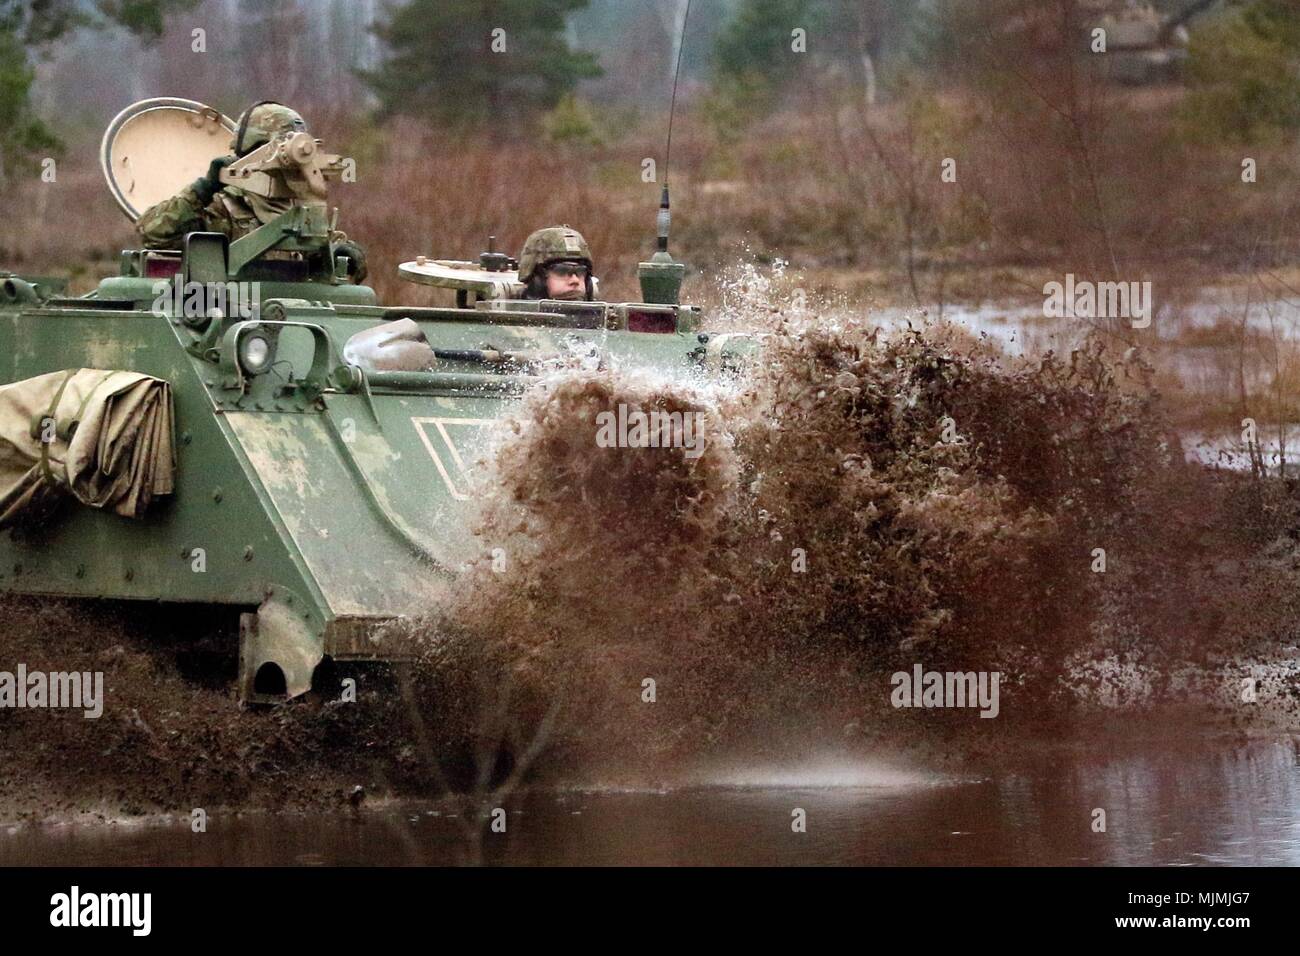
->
[659,0,691,254]
[638,1,692,305]
[664,0,691,187]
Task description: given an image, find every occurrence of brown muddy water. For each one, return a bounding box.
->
[3,738,1296,866]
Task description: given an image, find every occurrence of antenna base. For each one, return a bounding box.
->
[638,253,686,306]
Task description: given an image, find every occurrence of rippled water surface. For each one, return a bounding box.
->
[4,738,1297,866]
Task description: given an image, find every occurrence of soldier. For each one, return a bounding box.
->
[136,101,367,281]
[517,226,596,301]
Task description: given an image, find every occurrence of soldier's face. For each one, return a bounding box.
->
[545,263,587,300]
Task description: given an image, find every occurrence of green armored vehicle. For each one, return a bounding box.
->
[0,98,744,702]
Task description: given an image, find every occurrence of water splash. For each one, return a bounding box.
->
[412,292,1261,784]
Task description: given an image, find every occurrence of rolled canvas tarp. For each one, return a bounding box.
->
[0,369,175,529]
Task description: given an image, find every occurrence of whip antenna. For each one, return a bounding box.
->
[660,0,691,254]
[639,1,692,306]
[664,0,691,189]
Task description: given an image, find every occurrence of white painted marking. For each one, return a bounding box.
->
[411,417,495,501]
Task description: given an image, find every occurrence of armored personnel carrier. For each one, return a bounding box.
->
[0,98,746,702]
[1093,0,1218,85]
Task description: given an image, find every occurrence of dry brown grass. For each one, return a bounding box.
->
[10,93,1300,301]
[11,95,1300,446]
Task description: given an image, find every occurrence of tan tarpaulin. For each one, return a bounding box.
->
[0,369,175,529]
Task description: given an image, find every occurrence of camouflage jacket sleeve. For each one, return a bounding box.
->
[135,182,225,250]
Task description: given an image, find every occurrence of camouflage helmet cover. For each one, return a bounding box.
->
[232,102,307,155]
[518,226,593,282]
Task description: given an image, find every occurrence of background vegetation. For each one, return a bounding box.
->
[5,0,1300,441]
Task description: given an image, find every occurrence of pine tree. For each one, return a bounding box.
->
[365,0,602,128]
[1184,0,1300,141]
[0,0,196,190]
[713,0,817,90]
[711,0,926,109]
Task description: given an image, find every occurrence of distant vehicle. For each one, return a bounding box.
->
[1093,0,1219,85]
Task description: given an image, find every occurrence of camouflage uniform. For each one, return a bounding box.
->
[135,182,294,250]
[135,103,306,250]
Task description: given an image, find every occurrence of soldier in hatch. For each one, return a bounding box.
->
[517,226,597,301]
[136,101,367,281]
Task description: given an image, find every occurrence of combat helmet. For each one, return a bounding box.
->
[232,101,307,156]
[517,226,593,282]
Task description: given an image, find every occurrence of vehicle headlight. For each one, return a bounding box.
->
[239,332,274,376]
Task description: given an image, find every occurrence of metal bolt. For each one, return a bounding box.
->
[243,546,254,562]
[212,488,223,503]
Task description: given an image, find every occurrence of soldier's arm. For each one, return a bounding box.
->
[135,157,235,250]
[135,184,210,250]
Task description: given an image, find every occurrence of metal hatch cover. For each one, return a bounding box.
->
[100,97,237,221]
[398,258,525,299]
